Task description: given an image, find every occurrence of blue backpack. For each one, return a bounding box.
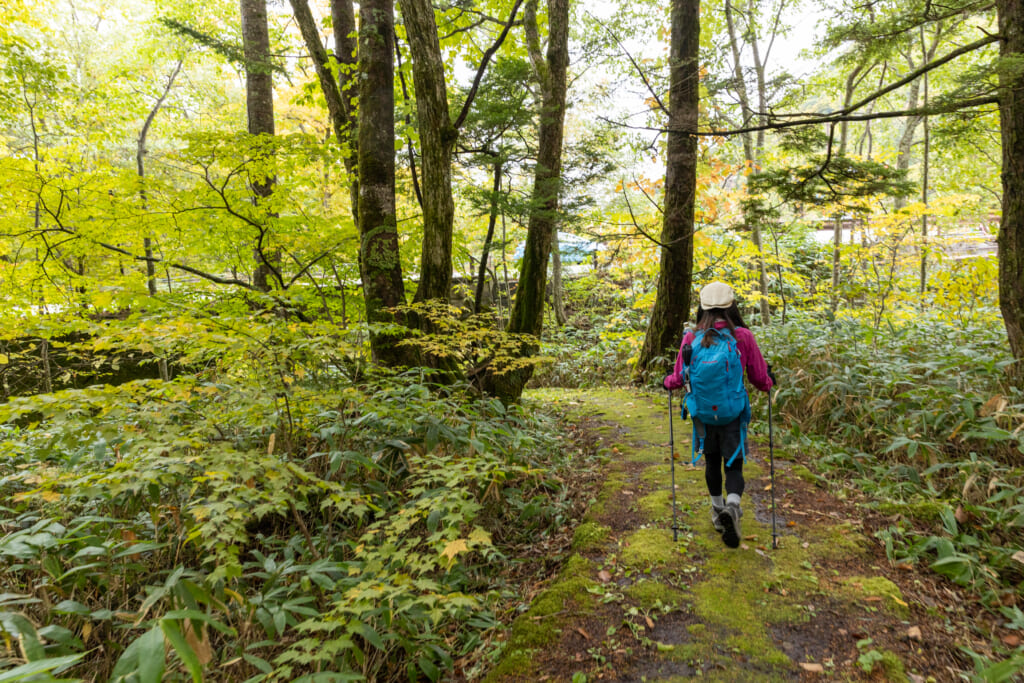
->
[681,327,751,465]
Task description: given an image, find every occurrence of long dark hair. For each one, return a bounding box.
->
[694,303,748,347]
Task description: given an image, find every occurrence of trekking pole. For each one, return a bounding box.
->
[769,385,778,550]
[668,389,679,543]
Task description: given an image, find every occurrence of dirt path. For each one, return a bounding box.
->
[483,388,992,682]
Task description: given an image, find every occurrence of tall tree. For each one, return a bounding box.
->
[357,0,411,365]
[482,0,570,401]
[288,0,359,219]
[634,0,699,381]
[240,0,278,292]
[398,0,523,304]
[997,0,1024,378]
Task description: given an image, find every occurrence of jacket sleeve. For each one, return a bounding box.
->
[736,328,773,393]
[663,331,695,390]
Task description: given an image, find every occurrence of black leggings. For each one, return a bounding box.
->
[701,418,745,497]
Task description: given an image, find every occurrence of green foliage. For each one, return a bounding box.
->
[0,307,593,680]
[761,313,1024,611]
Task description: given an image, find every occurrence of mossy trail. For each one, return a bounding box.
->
[484,388,959,682]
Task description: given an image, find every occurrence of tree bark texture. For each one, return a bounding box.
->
[998,0,1024,379]
[241,0,277,292]
[289,0,360,220]
[358,0,410,366]
[634,0,698,381]
[474,159,502,314]
[724,0,769,323]
[483,0,569,402]
[400,0,457,303]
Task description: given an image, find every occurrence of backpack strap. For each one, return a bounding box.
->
[691,417,706,465]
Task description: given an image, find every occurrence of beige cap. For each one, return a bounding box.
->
[699,281,734,309]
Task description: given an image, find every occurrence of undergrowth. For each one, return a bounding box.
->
[0,306,596,681]
[759,311,1024,671]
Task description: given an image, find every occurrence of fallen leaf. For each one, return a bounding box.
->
[864,596,883,602]
[644,615,654,629]
[597,570,612,583]
[799,663,824,673]
[745,535,757,540]
[787,521,797,527]
[897,562,914,571]
[764,483,772,491]
[955,505,970,525]
[575,627,591,640]
[907,626,922,641]
[1002,634,1022,647]
[1011,551,1024,566]
[802,542,810,549]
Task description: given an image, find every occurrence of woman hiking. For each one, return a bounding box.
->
[663,281,774,549]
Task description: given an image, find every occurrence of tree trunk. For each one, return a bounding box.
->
[483,0,569,401]
[400,0,457,304]
[357,0,411,366]
[550,229,567,326]
[634,0,698,381]
[724,0,768,324]
[137,60,181,382]
[998,0,1024,381]
[241,0,277,292]
[474,158,502,314]
[289,0,359,223]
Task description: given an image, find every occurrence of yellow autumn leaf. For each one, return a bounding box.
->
[441,539,469,563]
[0,354,8,364]
[40,490,61,502]
[468,528,491,545]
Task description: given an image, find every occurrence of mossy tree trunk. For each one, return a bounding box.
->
[400,0,457,304]
[357,0,412,366]
[482,0,569,402]
[241,0,280,293]
[634,0,698,383]
[998,0,1024,385]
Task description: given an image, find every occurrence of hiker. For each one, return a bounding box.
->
[663,281,775,549]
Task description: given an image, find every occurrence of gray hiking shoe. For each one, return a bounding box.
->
[711,503,726,533]
[720,501,742,549]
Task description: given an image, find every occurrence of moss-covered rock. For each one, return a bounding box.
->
[841,575,910,617]
[572,521,611,552]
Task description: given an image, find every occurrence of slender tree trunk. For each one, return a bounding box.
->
[634,0,698,380]
[289,0,359,221]
[998,0,1024,381]
[920,67,930,296]
[358,0,411,366]
[137,60,181,382]
[483,0,569,401]
[724,0,768,323]
[241,0,278,292]
[400,0,457,304]
[550,229,567,326]
[474,158,502,314]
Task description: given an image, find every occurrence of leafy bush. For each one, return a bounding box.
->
[760,312,1024,609]
[0,309,596,681]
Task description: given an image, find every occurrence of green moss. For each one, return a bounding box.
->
[572,521,611,552]
[638,488,673,519]
[859,648,909,681]
[790,464,827,487]
[841,576,910,617]
[486,554,599,680]
[624,579,687,609]
[800,522,869,561]
[877,499,945,523]
[620,527,684,567]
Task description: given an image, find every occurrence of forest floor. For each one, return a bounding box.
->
[479,387,1007,683]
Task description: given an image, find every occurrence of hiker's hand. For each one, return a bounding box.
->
[663,374,673,390]
[767,363,778,386]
